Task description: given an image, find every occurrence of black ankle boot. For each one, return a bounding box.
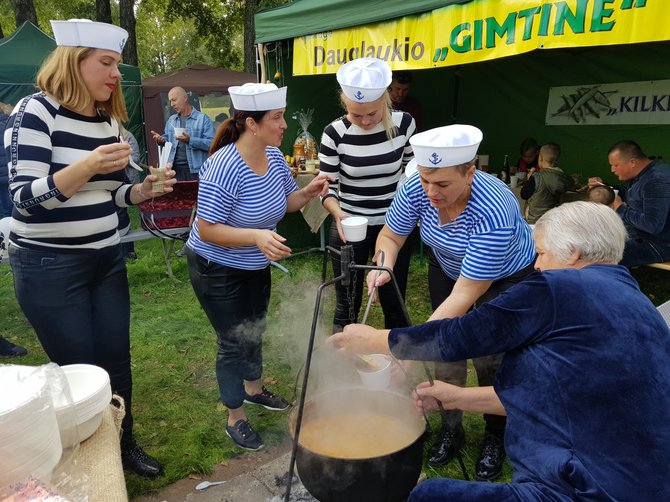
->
[121,441,164,478]
[475,432,505,481]
[428,424,465,467]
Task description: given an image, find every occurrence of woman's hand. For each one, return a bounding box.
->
[366,269,391,295]
[255,230,291,261]
[412,380,462,415]
[327,324,391,355]
[139,165,177,199]
[303,174,333,198]
[87,142,133,176]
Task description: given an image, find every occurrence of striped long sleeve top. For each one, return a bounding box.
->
[318,111,415,226]
[4,93,134,251]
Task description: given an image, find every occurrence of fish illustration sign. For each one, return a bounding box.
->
[545,80,670,125]
[293,0,669,75]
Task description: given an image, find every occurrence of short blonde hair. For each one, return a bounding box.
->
[340,90,397,141]
[36,46,128,121]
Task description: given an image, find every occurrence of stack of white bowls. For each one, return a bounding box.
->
[55,364,112,446]
[0,366,63,487]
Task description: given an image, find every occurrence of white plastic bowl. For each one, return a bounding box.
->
[341,216,368,242]
[55,364,111,444]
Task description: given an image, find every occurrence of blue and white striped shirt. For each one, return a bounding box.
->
[387,171,535,281]
[318,111,415,226]
[187,144,298,270]
[5,93,133,251]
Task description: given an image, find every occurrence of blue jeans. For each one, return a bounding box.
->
[9,244,135,445]
[186,248,270,409]
[329,221,412,330]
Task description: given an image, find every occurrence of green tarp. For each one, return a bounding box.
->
[0,22,146,159]
[255,0,472,43]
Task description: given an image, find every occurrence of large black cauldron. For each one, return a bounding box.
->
[290,388,426,502]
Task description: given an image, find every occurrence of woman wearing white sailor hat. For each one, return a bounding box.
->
[6,18,177,478]
[184,82,332,451]
[363,124,536,479]
[320,57,417,333]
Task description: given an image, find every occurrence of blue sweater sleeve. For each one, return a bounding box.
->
[388,272,554,361]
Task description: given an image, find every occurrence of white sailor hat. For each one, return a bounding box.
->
[50,19,128,54]
[410,125,483,168]
[228,83,287,112]
[336,58,392,103]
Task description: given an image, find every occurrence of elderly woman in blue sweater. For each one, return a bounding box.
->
[331,201,670,501]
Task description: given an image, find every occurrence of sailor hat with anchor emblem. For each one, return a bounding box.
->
[410,125,483,168]
[336,58,392,103]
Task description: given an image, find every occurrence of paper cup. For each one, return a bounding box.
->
[174,127,186,137]
[341,216,368,242]
[149,166,167,193]
[356,354,391,391]
[509,175,519,188]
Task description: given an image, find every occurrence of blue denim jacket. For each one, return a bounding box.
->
[162,109,215,173]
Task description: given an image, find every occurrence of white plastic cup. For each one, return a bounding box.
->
[516,171,527,181]
[356,354,391,391]
[174,127,186,138]
[341,216,368,242]
[613,189,620,199]
[509,175,519,188]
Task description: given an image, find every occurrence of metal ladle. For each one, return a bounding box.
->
[195,480,227,491]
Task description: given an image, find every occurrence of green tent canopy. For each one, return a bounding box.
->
[0,22,145,159]
[255,0,472,43]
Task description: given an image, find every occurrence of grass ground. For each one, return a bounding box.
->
[1,218,668,499]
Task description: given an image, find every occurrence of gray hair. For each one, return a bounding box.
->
[534,201,627,264]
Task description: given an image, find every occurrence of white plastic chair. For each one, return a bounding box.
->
[657,299,670,329]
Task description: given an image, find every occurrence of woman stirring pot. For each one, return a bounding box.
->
[331,201,670,501]
[364,125,535,479]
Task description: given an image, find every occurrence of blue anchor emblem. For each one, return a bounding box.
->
[429,152,442,165]
[354,91,365,101]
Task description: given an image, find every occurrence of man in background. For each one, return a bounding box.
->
[589,140,670,266]
[389,71,423,131]
[150,87,215,181]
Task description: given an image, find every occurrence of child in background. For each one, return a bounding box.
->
[520,142,574,223]
[587,185,616,206]
[513,137,539,174]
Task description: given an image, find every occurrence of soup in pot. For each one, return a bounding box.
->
[299,410,421,459]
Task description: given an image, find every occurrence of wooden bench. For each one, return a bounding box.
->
[646,262,670,271]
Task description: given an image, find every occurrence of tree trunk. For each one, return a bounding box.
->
[10,0,38,28]
[244,0,259,76]
[96,0,113,24]
[0,22,4,39]
[119,0,138,67]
